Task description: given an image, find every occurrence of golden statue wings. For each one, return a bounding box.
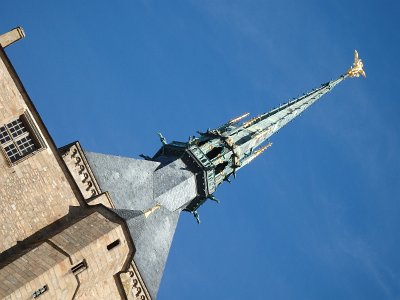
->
[347,50,366,78]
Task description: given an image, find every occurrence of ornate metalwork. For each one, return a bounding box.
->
[347,50,366,78]
[153,51,364,221]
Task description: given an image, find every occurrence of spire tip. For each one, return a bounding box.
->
[347,50,366,78]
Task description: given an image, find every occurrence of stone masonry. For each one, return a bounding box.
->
[0,28,151,300]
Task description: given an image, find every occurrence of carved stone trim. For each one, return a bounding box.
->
[120,262,152,300]
[59,142,151,299]
[59,141,102,200]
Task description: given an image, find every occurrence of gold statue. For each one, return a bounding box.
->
[347,50,366,78]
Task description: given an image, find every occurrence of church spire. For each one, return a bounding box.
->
[152,50,366,219]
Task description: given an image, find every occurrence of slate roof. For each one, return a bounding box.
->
[85,152,197,299]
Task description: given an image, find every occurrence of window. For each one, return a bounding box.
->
[32,285,48,298]
[107,239,121,251]
[71,260,87,275]
[0,114,43,164]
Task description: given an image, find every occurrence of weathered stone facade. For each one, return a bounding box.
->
[0,209,132,300]
[60,142,151,300]
[0,28,151,300]
[0,45,80,254]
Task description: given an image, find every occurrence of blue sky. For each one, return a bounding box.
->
[2,1,400,299]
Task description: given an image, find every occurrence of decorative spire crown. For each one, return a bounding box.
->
[151,51,366,221]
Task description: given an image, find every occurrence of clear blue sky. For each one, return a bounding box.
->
[2,1,400,299]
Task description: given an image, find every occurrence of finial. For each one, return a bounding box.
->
[193,211,201,224]
[158,132,167,145]
[215,112,250,132]
[228,112,250,125]
[347,50,366,78]
[246,142,273,164]
[254,142,272,156]
[253,128,272,142]
[209,194,220,203]
[243,115,263,128]
[144,204,161,218]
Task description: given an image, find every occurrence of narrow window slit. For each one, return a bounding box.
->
[107,239,120,251]
[71,260,87,275]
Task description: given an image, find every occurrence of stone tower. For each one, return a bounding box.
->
[0,27,365,299]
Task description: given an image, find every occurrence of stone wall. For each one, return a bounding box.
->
[0,210,131,299]
[0,241,78,299]
[0,47,81,254]
[0,36,146,299]
[60,143,152,299]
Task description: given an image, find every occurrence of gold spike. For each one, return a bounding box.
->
[246,142,272,164]
[144,204,161,218]
[243,115,263,128]
[347,50,366,78]
[228,112,250,125]
[253,142,272,157]
[254,127,272,141]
